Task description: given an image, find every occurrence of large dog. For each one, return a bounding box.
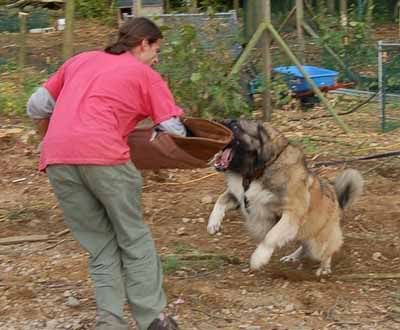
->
[207,119,363,276]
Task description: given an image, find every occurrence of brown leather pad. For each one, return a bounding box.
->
[128,117,233,170]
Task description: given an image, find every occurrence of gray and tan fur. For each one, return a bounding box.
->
[208,120,363,276]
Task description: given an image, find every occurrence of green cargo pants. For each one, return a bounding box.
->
[47,161,166,330]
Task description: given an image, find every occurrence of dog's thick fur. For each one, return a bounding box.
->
[208,120,363,275]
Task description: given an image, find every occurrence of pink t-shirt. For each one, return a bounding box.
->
[39,51,183,171]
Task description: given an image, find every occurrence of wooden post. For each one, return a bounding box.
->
[296,0,305,63]
[135,0,142,16]
[233,0,240,12]
[190,0,197,13]
[398,1,400,39]
[244,0,257,43]
[340,0,348,27]
[262,0,272,121]
[62,0,75,60]
[266,22,351,133]
[18,12,28,72]
[327,0,335,15]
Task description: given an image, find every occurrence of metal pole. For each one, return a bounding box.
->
[378,40,385,131]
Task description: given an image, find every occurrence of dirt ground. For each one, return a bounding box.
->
[1,102,400,330]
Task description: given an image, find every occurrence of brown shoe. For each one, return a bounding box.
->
[147,313,179,330]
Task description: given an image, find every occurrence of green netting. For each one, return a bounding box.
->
[0,9,50,32]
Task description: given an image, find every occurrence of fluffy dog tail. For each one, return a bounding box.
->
[334,169,364,209]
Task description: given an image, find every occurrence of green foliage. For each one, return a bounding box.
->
[162,256,181,274]
[0,8,50,32]
[157,23,251,119]
[314,4,376,88]
[0,65,46,116]
[76,0,116,24]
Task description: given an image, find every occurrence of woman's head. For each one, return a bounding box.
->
[105,17,163,65]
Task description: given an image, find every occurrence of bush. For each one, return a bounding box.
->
[157,23,251,119]
[0,65,46,116]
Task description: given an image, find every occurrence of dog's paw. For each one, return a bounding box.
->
[250,245,273,270]
[315,266,331,277]
[207,219,221,235]
[280,254,299,263]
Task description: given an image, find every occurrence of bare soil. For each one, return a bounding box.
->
[1,103,400,330]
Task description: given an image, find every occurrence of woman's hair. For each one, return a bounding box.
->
[105,17,163,55]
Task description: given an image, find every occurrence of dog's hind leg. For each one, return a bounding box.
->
[316,256,332,276]
[250,213,299,270]
[307,223,343,276]
[207,190,239,234]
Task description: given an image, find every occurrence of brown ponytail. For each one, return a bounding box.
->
[105,17,163,55]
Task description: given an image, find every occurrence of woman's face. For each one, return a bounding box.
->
[137,39,161,66]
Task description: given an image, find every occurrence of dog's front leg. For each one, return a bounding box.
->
[250,213,299,270]
[207,190,239,234]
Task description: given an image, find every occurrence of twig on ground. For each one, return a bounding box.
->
[191,307,241,322]
[55,229,70,237]
[143,173,218,189]
[313,150,400,167]
[0,234,50,245]
[162,253,241,265]
[334,273,400,280]
[324,321,361,329]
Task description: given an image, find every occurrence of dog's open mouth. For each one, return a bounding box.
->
[214,147,233,171]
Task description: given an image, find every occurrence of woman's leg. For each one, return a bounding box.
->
[47,165,128,330]
[84,161,167,330]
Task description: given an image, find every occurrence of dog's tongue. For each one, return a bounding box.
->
[215,148,233,170]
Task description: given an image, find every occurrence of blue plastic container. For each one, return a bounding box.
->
[272,65,339,93]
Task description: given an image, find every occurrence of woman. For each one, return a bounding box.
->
[27,17,183,330]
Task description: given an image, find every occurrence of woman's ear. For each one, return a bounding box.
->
[140,39,150,50]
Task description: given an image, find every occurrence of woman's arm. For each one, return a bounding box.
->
[27,87,55,139]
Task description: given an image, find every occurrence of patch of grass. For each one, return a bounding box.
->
[162,256,181,275]
[0,70,46,116]
[172,242,196,254]
[290,136,320,154]
[383,120,400,132]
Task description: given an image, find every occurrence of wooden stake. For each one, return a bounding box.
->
[62,0,75,60]
[262,0,272,121]
[230,22,268,76]
[18,12,28,72]
[302,21,358,82]
[296,0,305,63]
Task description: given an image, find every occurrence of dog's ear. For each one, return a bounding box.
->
[253,123,272,167]
[217,118,236,127]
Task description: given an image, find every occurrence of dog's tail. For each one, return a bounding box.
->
[334,169,364,209]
